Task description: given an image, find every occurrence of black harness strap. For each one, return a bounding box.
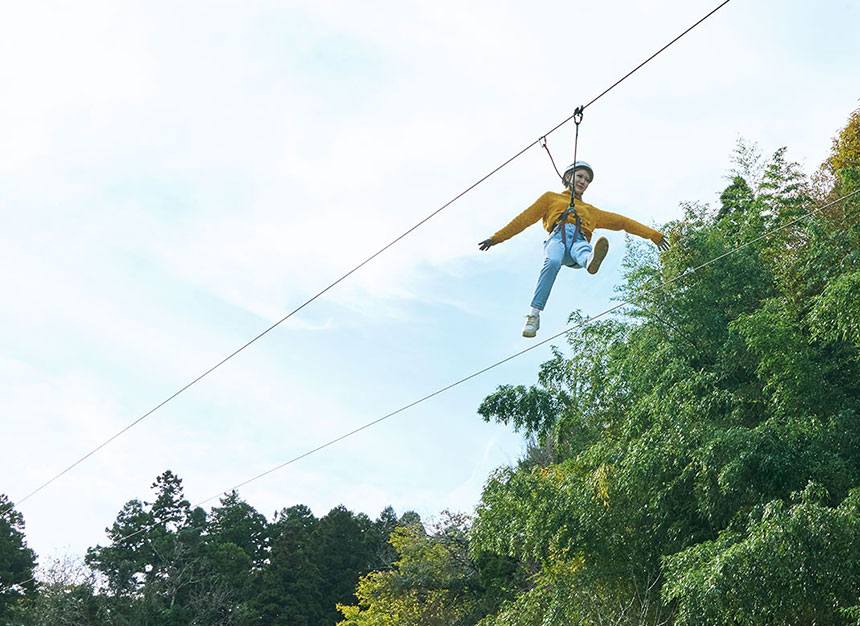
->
[551,206,583,250]
[552,106,585,255]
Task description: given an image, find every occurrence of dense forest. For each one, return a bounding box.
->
[2,473,420,625]
[2,107,858,625]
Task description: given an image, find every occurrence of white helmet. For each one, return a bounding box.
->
[562,160,594,188]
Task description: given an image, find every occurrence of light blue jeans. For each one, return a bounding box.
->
[531,223,592,310]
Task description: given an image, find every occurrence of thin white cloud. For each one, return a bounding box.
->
[2,0,858,562]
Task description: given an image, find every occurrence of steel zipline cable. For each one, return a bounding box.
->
[16,0,733,506]
[580,0,731,112]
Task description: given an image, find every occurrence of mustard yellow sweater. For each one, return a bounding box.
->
[491,190,663,245]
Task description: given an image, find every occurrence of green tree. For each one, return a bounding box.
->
[717,175,755,219]
[314,505,377,623]
[338,513,518,626]
[251,504,324,626]
[470,118,860,624]
[15,556,110,626]
[664,483,860,626]
[252,504,397,625]
[367,506,401,569]
[86,471,244,626]
[205,489,268,614]
[819,107,860,198]
[0,494,37,620]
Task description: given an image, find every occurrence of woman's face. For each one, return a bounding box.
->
[572,168,591,196]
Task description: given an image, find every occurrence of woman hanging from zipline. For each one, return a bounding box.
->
[478,160,670,338]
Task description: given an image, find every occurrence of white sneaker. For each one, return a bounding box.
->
[586,237,609,274]
[522,314,540,338]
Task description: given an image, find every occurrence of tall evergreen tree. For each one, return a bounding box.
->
[0,494,36,620]
[203,490,268,622]
[251,504,324,626]
[86,471,243,626]
[252,504,395,625]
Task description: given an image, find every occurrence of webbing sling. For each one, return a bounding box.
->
[551,203,583,253]
[545,105,584,256]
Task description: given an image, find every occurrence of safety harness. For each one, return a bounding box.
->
[541,106,585,254]
[551,202,583,250]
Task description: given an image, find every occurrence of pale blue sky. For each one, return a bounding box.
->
[2,0,858,563]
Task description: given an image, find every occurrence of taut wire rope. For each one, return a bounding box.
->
[15,0,734,506]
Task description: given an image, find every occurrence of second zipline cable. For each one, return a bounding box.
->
[195,188,860,506]
[16,186,858,572]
